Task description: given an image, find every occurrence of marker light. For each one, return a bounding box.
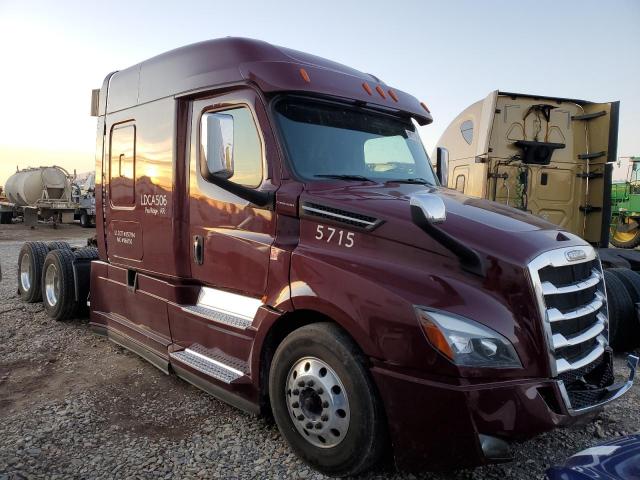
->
[420,102,430,113]
[416,308,521,368]
[388,89,399,102]
[375,85,386,99]
[299,68,311,83]
[362,82,373,96]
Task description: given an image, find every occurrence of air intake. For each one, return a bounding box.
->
[301,202,382,230]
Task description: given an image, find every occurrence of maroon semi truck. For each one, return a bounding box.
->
[16,38,638,476]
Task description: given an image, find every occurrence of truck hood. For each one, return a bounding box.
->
[300,182,589,267]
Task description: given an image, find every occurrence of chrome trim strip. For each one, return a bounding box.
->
[196,286,261,321]
[547,292,604,323]
[542,270,601,295]
[559,354,638,416]
[552,315,606,349]
[301,205,376,226]
[555,336,606,374]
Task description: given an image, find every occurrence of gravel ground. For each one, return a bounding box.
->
[1,223,639,480]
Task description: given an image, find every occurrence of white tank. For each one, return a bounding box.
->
[4,166,71,207]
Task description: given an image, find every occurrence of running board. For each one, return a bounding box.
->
[180,304,252,329]
[169,344,249,384]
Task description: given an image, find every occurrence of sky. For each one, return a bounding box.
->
[0,0,638,186]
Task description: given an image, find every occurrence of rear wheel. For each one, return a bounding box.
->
[42,248,79,321]
[17,241,49,302]
[46,241,71,251]
[269,323,386,477]
[604,270,636,351]
[80,212,92,228]
[608,268,640,349]
[0,212,12,224]
[610,217,640,249]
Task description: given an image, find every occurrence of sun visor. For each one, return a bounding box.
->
[239,61,433,125]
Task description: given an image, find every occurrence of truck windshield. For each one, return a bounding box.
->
[274,98,437,185]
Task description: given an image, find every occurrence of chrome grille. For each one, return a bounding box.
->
[528,246,609,378]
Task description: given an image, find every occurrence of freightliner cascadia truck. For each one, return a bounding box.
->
[15,39,638,476]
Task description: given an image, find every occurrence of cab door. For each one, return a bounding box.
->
[187,90,277,297]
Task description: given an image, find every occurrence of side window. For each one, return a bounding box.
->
[200,106,262,188]
[455,174,466,193]
[460,120,473,145]
[110,123,135,206]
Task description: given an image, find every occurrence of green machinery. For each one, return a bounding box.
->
[610,156,640,248]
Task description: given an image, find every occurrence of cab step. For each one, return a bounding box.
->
[169,344,249,384]
[181,304,253,329]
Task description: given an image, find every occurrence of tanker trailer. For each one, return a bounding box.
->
[0,166,79,226]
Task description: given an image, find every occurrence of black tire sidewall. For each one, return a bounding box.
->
[17,242,48,303]
[604,270,635,350]
[269,324,384,476]
[42,249,78,321]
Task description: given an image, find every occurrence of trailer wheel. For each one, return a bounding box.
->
[42,248,79,321]
[80,212,92,228]
[610,218,640,249]
[603,270,636,351]
[47,241,71,251]
[17,241,49,302]
[608,268,640,349]
[269,323,386,477]
[0,212,12,224]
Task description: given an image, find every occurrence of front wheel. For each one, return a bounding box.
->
[269,323,386,477]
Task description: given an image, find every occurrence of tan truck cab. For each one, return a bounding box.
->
[435,90,619,247]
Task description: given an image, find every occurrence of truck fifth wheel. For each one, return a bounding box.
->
[20,39,638,476]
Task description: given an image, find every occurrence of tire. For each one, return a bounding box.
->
[73,246,99,260]
[17,241,49,303]
[41,248,79,321]
[610,219,640,249]
[80,212,92,228]
[269,323,386,477]
[604,270,636,351]
[46,241,71,251]
[608,268,640,349]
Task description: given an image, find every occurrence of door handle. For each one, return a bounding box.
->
[193,235,204,265]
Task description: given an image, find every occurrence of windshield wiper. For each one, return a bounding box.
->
[385,177,434,185]
[314,174,372,181]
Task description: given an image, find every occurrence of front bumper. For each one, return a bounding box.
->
[371,354,638,472]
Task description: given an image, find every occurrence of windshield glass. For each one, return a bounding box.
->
[273,98,437,184]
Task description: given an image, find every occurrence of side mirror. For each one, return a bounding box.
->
[202,112,234,180]
[409,192,446,224]
[436,147,449,187]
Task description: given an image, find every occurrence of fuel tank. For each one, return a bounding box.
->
[4,166,72,206]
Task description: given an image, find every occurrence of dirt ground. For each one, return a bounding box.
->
[1,222,639,480]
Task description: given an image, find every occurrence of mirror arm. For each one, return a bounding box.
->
[203,170,274,208]
[410,205,484,277]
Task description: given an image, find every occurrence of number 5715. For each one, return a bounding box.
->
[315,225,354,248]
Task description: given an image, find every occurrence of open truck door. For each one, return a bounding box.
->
[436,91,619,247]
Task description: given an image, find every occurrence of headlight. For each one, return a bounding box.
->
[415,307,522,368]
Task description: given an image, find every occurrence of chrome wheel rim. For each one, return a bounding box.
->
[285,356,350,448]
[44,263,59,307]
[20,253,31,291]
